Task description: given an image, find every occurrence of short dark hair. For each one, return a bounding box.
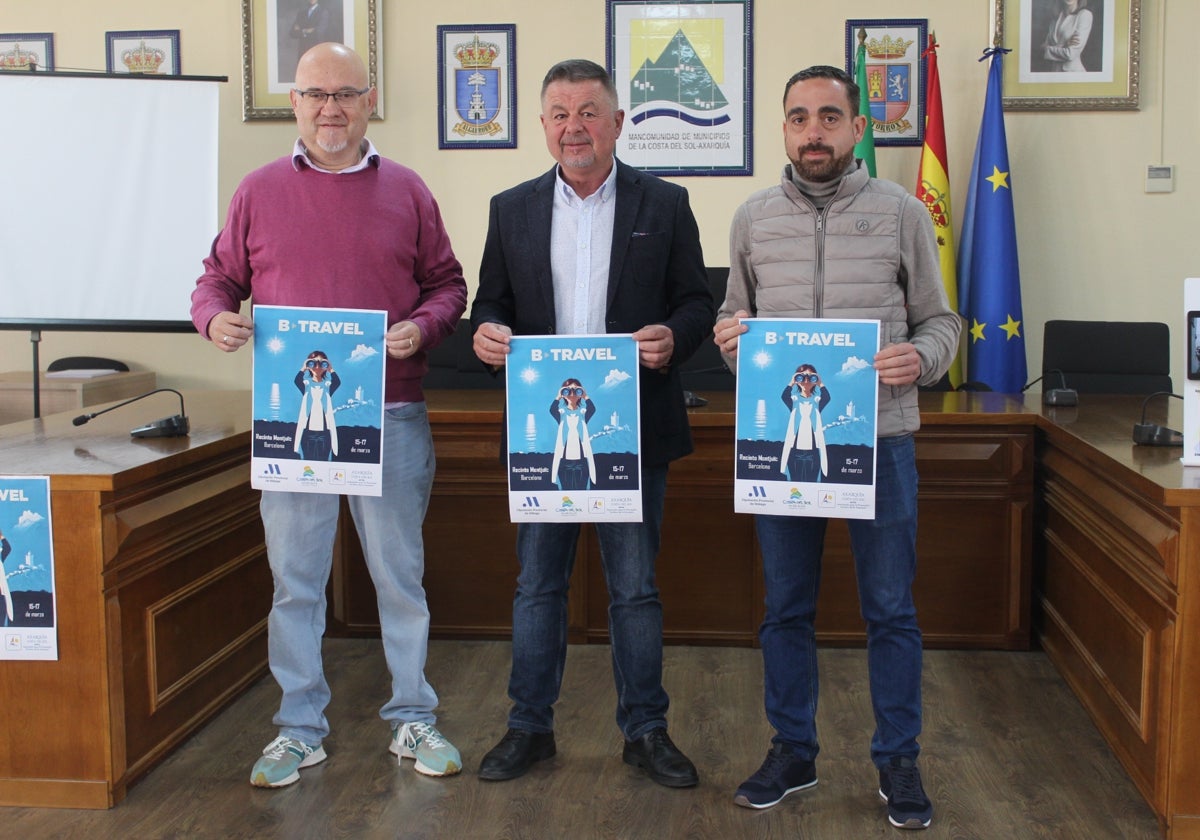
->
[782,65,860,117]
[541,59,619,110]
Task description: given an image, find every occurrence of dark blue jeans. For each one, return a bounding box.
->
[508,465,669,741]
[754,434,922,768]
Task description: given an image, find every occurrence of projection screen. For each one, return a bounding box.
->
[0,72,222,332]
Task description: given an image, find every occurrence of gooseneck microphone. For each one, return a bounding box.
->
[72,388,190,438]
[1022,369,1078,406]
[1132,391,1183,446]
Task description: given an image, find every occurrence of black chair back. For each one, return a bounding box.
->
[1042,320,1172,395]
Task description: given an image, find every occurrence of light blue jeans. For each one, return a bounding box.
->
[754,434,922,768]
[260,402,439,745]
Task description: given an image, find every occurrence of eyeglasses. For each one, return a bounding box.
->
[293,87,370,106]
[793,373,819,384]
[560,387,584,398]
[306,359,331,370]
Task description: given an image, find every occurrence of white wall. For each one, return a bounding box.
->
[2,0,1195,392]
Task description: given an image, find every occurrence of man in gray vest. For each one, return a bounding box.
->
[714,65,960,830]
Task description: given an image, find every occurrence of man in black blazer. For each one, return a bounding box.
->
[470,59,714,788]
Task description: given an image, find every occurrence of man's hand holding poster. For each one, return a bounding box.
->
[251,305,387,496]
[734,318,881,519]
[505,335,642,522]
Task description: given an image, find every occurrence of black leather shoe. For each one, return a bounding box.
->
[477,728,556,781]
[622,728,699,788]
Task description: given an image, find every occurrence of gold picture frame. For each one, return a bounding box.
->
[992,0,1139,110]
[241,0,381,121]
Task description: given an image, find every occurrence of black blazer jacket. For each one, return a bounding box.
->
[470,160,714,467]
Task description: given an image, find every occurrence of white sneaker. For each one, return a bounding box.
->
[389,722,462,777]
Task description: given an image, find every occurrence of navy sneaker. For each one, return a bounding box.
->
[878,756,933,829]
[733,742,817,809]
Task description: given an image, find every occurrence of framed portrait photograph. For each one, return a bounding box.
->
[436,24,516,150]
[0,33,55,72]
[606,0,753,177]
[993,0,1140,110]
[844,18,927,147]
[106,30,181,75]
[242,0,381,121]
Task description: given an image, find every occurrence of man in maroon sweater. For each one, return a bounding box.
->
[191,42,467,789]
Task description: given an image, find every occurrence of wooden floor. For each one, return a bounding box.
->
[7,640,1161,839]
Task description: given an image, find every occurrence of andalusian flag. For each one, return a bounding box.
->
[957,47,1027,393]
[915,34,962,387]
[852,30,876,177]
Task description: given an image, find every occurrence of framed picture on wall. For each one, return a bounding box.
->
[436,24,517,150]
[242,0,382,121]
[0,33,55,72]
[606,0,753,176]
[993,0,1140,110]
[106,30,181,75]
[844,18,927,147]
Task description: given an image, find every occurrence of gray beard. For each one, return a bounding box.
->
[317,138,349,154]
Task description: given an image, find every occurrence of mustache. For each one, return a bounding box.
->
[799,143,835,155]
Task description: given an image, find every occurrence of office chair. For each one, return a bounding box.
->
[47,356,129,372]
[1041,320,1172,395]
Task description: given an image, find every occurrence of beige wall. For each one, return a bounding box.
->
[3,0,1196,392]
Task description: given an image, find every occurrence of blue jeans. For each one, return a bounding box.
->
[508,465,669,741]
[260,402,439,745]
[755,434,921,768]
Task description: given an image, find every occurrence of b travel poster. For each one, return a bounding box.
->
[251,305,387,496]
[734,318,881,519]
[505,334,642,522]
[0,475,58,660]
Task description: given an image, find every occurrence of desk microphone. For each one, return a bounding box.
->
[1132,391,1183,446]
[1022,369,1078,406]
[72,388,190,438]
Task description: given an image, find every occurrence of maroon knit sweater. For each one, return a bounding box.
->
[191,155,467,403]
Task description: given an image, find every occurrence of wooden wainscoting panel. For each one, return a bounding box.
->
[107,474,271,788]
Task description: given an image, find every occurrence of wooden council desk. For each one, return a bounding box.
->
[1031,394,1200,839]
[0,391,269,809]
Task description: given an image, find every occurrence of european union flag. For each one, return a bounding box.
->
[957,47,1026,393]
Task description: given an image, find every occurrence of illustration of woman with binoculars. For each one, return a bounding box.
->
[549,378,596,490]
[780,364,830,482]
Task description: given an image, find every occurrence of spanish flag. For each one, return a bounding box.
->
[914,34,962,387]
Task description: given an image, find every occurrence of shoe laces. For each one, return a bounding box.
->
[262,736,299,760]
[887,761,926,804]
[643,728,673,748]
[404,722,446,750]
[751,745,794,781]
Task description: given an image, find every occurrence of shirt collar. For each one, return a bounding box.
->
[554,161,617,204]
[291,138,380,173]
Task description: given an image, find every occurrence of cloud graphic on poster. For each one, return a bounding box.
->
[16,510,44,528]
[841,356,871,375]
[348,344,378,363]
[602,368,631,388]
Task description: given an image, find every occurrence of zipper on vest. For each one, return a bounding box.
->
[814,211,828,318]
